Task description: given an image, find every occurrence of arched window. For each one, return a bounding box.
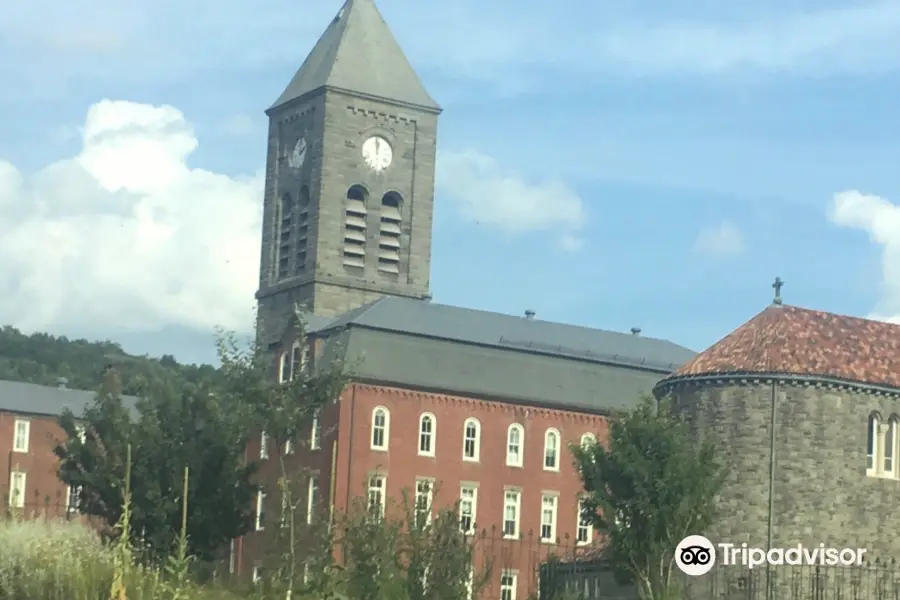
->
[278,352,291,383]
[886,416,900,476]
[295,186,310,274]
[378,192,402,274]
[580,433,596,449]
[289,341,306,381]
[867,413,880,474]
[371,407,389,451]
[462,418,480,461]
[544,428,560,471]
[343,185,368,270]
[276,192,293,280]
[419,413,436,456]
[506,424,524,467]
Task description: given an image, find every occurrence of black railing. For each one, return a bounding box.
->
[538,558,900,600]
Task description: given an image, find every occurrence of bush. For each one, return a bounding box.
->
[0,518,240,600]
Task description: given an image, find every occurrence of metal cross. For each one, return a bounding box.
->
[772,277,784,305]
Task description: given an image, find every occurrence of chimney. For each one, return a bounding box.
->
[631,327,641,336]
[57,377,68,389]
[525,310,535,320]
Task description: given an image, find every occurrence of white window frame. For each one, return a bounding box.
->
[506,424,523,467]
[371,407,389,451]
[502,488,520,539]
[367,475,386,518]
[291,341,306,380]
[310,409,321,450]
[466,569,474,600]
[229,539,236,574]
[252,565,262,583]
[259,430,269,459]
[278,352,290,383]
[8,471,25,508]
[12,419,29,453]
[285,438,295,455]
[459,484,478,535]
[576,498,593,545]
[255,491,266,530]
[76,424,86,443]
[462,418,480,462]
[307,476,318,524]
[580,432,596,448]
[280,490,289,528]
[418,412,436,457]
[415,478,434,525]
[886,417,899,477]
[65,484,81,515]
[543,428,560,471]
[500,570,517,600]
[868,413,879,475]
[540,493,558,543]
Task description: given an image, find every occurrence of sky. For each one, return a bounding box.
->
[2,0,900,365]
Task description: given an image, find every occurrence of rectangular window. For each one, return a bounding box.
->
[503,489,520,539]
[278,352,290,383]
[8,471,25,508]
[310,410,321,450]
[460,485,477,534]
[253,566,263,583]
[255,491,266,530]
[307,476,318,524]
[540,494,558,542]
[280,490,288,527]
[368,475,386,518]
[291,343,305,379]
[576,499,593,545]
[260,430,269,459]
[13,419,29,453]
[500,571,517,600]
[76,424,86,443]
[66,485,81,515]
[415,479,433,526]
[285,438,294,455]
[229,539,235,574]
[466,569,474,600]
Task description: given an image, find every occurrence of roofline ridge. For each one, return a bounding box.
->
[653,371,900,397]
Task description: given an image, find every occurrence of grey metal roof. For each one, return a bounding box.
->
[0,380,137,419]
[268,0,440,112]
[314,297,695,373]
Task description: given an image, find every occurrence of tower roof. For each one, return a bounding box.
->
[657,304,900,390]
[269,0,440,113]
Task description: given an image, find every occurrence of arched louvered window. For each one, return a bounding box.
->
[343,185,368,270]
[378,192,402,274]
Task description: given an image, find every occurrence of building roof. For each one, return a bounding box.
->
[0,380,137,419]
[313,296,695,373]
[268,0,440,112]
[656,304,900,391]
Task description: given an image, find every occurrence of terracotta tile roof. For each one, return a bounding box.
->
[658,304,900,390]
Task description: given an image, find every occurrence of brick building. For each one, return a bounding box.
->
[0,379,107,519]
[655,292,900,561]
[240,0,696,597]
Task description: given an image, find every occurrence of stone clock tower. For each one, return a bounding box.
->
[256,0,441,338]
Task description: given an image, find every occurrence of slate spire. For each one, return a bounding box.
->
[268,0,440,112]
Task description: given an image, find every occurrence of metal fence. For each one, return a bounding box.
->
[538,557,900,600]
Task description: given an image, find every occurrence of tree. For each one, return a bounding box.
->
[216,311,349,600]
[570,396,727,600]
[55,369,258,564]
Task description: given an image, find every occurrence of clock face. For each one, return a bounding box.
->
[289,137,307,169]
[361,136,392,171]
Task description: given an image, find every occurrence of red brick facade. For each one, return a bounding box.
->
[237,382,610,598]
[0,411,76,519]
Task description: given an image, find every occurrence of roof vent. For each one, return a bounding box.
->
[631,327,641,336]
[57,377,68,389]
[422,293,432,303]
[525,310,535,320]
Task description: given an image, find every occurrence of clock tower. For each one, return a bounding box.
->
[256,0,441,338]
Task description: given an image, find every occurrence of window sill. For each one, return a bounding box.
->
[418,452,435,458]
[462,457,479,463]
[502,534,519,541]
[541,539,555,545]
[506,463,523,468]
[576,541,590,547]
[543,467,559,473]
[371,447,388,452]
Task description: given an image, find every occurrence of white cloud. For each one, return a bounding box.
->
[829,189,900,323]
[437,149,586,251]
[693,221,745,256]
[0,100,262,336]
[219,114,264,137]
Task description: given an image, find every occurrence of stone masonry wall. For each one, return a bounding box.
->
[663,380,900,559]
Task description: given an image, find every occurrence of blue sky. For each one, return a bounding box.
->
[1,0,900,364]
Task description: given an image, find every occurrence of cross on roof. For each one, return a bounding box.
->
[772,277,784,305]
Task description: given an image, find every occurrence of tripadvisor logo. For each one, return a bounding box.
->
[675,536,868,576]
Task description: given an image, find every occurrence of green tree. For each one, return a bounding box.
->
[215,312,348,600]
[54,369,258,564]
[570,396,727,600]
